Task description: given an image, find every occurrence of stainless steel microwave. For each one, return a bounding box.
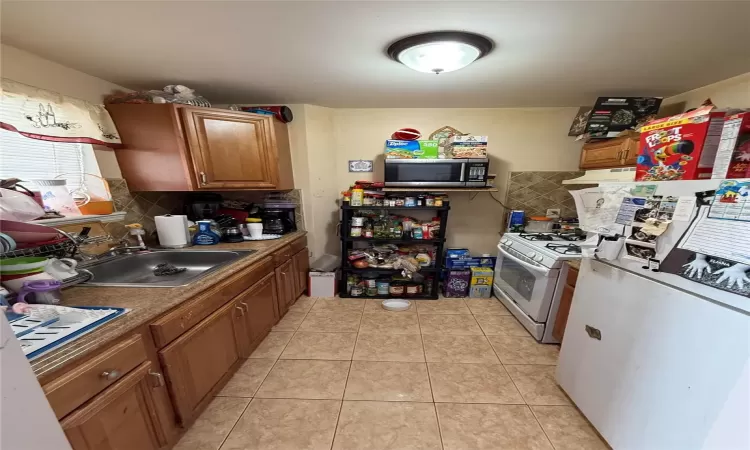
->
[384,158,489,187]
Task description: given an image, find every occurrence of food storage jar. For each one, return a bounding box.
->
[525,216,554,233]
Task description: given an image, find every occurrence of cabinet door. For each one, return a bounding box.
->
[579,143,624,169]
[158,302,241,423]
[552,284,575,342]
[237,273,278,349]
[292,248,309,298]
[622,139,640,166]
[62,362,166,450]
[275,260,294,317]
[180,108,278,189]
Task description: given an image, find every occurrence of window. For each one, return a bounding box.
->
[0,128,101,191]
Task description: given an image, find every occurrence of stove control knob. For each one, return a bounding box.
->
[500,238,508,244]
[534,255,544,262]
[506,241,513,247]
[527,252,536,259]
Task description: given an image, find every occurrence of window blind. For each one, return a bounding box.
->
[0,128,85,190]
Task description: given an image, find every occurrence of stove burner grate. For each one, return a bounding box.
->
[546,243,582,255]
[519,233,555,241]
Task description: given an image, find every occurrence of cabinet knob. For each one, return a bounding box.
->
[241,302,249,313]
[235,305,245,316]
[148,370,165,387]
[199,172,207,185]
[100,370,121,381]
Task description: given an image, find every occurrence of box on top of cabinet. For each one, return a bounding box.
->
[384,140,439,159]
[711,110,750,179]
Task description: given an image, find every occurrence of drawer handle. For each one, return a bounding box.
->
[235,305,244,316]
[199,172,207,185]
[585,325,601,340]
[100,370,121,381]
[148,370,165,387]
[241,302,249,313]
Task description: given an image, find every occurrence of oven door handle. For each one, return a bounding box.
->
[498,247,551,275]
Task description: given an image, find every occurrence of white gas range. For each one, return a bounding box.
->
[493,232,583,343]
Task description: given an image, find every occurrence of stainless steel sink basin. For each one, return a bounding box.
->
[80,250,256,287]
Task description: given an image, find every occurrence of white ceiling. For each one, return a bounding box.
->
[2,1,750,108]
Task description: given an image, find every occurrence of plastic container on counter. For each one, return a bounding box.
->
[525,216,555,233]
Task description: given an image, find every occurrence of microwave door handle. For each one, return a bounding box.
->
[498,247,551,275]
[460,163,466,182]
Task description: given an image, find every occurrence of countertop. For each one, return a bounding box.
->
[31,231,307,379]
[566,260,581,271]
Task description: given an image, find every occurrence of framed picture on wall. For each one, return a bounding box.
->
[349,160,373,172]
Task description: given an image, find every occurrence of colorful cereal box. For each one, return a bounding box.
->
[711,110,750,179]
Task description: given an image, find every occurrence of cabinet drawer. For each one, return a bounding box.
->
[289,236,307,254]
[272,245,292,266]
[44,334,148,420]
[151,256,273,348]
[566,266,579,288]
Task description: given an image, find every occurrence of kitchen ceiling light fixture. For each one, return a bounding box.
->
[387,31,493,74]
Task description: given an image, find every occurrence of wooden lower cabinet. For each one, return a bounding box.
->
[552,266,579,342]
[275,259,295,317]
[292,248,309,298]
[61,362,167,450]
[158,301,242,424]
[237,272,278,349]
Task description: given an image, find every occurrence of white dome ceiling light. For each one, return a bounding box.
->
[387,31,493,74]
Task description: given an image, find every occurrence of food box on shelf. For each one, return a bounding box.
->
[711,110,750,179]
[384,140,439,159]
[469,267,494,298]
[635,105,726,181]
[445,256,497,269]
[449,135,488,158]
[585,97,663,138]
[443,270,471,297]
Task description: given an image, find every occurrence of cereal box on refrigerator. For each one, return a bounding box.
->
[635,105,726,181]
[711,110,750,179]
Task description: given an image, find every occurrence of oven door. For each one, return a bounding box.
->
[384,159,466,187]
[493,244,559,322]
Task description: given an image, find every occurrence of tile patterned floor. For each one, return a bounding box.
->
[174,296,609,450]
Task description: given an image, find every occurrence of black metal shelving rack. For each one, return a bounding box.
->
[339,203,450,300]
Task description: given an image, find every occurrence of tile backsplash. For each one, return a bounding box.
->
[104,178,305,243]
[505,171,591,218]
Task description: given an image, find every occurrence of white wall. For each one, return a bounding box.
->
[1,44,129,178]
[663,72,750,111]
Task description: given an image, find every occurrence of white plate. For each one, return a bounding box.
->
[381,299,411,312]
[242,234,283,241]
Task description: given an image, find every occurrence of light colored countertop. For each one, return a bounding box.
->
[566,260,581,271]
[31,231,307,379]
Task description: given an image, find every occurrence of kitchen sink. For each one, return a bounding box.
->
[80,249,256,287]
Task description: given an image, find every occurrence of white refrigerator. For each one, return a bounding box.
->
[557,179,750,450]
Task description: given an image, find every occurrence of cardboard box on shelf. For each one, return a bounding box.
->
[585,97,662,138]
[384,140,439,159]
[635,105,726,181]
[469,267,493,298]
[711,110,750,179]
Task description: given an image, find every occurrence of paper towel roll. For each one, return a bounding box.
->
[155,215,190,247]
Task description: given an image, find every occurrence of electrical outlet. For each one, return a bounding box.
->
[546,208,561,218]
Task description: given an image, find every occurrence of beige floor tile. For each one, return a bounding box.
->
[359,311,421,334]
[332,401,442,450]
[255,360,350,400]
[416,299,471,315]
[298,311,362,332]
[173,397,250,450]
[221,398,341,450]
[353,333,425,362]
[505,365,571,406]
[288,296,317,313]
[487,335,559,365]
[345,361,432,402]
[532,405,609,450]
[422,334,500,363]
[436,403,553,450]
[465,298,512,315]
[419,314,483,335]
[428,363,523,404]
[218,359,276,397]
[311,298,366,313]
[475,314,530,336]
[280,332,357,360]
[249,332,294,359]
[364,298,417,313]
[272,310,308,331]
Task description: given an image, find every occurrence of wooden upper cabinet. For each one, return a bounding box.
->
[181,108,277,189]
[62,362,166,450]
[579,134,640,170]
[106,103,294,191]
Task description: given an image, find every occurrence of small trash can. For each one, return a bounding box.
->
[309,254,338,298]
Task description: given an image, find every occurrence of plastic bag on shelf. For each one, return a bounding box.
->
[0,188,45,221]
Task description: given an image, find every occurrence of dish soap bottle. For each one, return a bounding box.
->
[192,220,221,245]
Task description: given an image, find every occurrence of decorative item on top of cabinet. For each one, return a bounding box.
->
[105,103,294,191]
[552,263,579,342]
[579,132,640,170]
